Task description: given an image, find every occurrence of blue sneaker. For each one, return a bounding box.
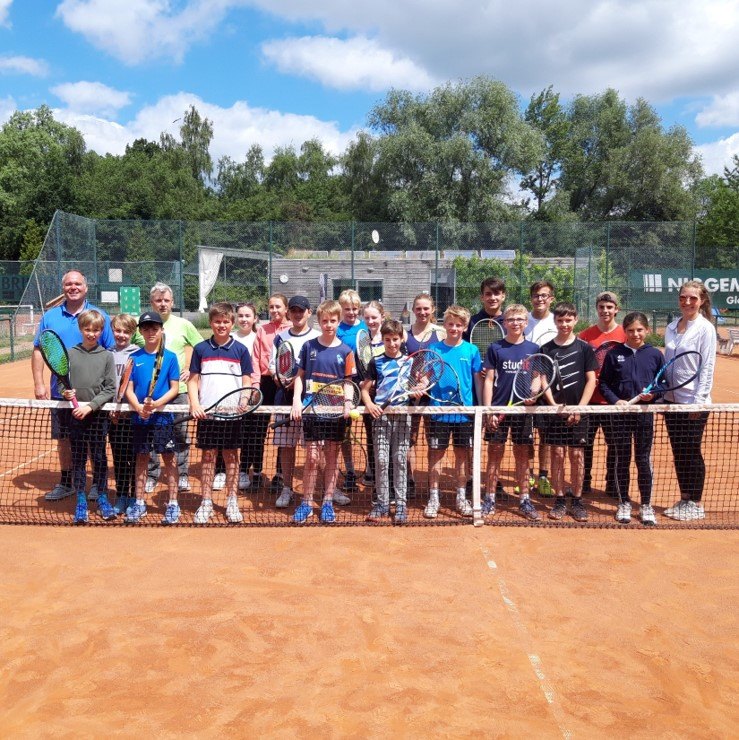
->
[320,500,336,524]
[161,501,181,525]
[293,500,313,524]
[481,494,496,516]
[113,496,132,515]
[97,494,117,521]
[125,501,147,524]
[73,495,88,524]
[394,505,408,524]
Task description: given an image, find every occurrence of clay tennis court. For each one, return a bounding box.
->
[1,356,738,735]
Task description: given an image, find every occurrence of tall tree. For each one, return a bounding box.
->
[179,105,214,185]
[367,77,542,222]
[0,105,85,257]
[696,156,739,268]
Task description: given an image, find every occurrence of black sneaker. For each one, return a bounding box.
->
[549,497,567,520]
[570,497,588,522]
[495,480,505,495]
[270,474,284,494]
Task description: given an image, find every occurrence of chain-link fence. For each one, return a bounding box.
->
[10,211,714,353]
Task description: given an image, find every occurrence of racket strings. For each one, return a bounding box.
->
[212,388,261,417]
[39,334,70,375]
[662,351,702,391]
[513,355,556,401]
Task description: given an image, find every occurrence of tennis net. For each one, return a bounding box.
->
[0,399,736,528]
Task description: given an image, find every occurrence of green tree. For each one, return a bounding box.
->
[0,105,85,258]
[367,77,542,222]
[179,105,214,185]
[696,156,739,268]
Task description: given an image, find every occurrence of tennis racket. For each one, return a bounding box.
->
[470,318,505,359]
[144,334,166,406]
[380,350,445,409]
[339,417,368,479]
[174,386,263,425]
[497,353,558,422]
[593,340,622,370]
[116,357,134,402]
[627,350,703,405]
[270,379,360,429]
[275,340,298,390]
[355,329,373,378]
[425,360,464,405]
[532,328,557,348]
[38,330,79,408]
[44,293,66,310]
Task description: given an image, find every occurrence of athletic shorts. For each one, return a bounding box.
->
[132,423,178,455]
[427,419,474,450]
[51,407,72,440]
[540,415,590,448]
[302,415,347,443]
[196,418,243,450]
[271,415,303,447]
[484,414,534,446]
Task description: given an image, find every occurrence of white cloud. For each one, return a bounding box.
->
[55,0,236,65]
[695,133,739,176]
[696,92,739,128]
[52,81,132,118]
[52,92,360,161]
[0,0,11,27]
[0,55,49,76]
[262,36,438,92]
[0,95,16,124]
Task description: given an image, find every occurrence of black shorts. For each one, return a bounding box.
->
[196,418,243,450]
[484,414,534,446]
[303,415,347,443]
[427,419,474,450]
[132,422,178,455]
[541,415,590,448]
[51,407,72,440]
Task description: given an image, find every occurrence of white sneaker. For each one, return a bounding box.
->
[225,495,243,523]
[178,475,190,492]
[87,484,99,501]
[333,491,351,505]
[670,500,705,521]
[424,493,440,519]
[194,499,214,524]
[145,478,157,494]
[238,472,251,490]
[616,501,632,524]
[456,494,473,517]
[640,504,656,526]
[276,487,293,508]
[212,472,226,490]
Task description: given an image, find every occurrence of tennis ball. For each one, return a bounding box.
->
[349,409,361,419]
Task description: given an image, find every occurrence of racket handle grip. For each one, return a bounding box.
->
[626,393,643,405]
[70,397,79,409]
[270,417,292,430]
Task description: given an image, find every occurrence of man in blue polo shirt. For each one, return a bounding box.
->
[32,270,115,501]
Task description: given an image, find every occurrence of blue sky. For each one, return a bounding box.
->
[1,0,738,176]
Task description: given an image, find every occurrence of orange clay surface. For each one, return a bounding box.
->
[0,355,738,736]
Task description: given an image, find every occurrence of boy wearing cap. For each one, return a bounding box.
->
[124,311,181,524]
[269,296,319,509]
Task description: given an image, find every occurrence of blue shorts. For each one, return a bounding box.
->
[132,423,178,455]
[50,407,72,440]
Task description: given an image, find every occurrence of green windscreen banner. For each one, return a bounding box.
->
[630,270,739,310]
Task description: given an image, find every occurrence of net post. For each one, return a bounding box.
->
[472,407,484,526]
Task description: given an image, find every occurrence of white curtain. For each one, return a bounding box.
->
[198,247,224,312]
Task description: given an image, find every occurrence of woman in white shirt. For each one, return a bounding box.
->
[663,281,716,521]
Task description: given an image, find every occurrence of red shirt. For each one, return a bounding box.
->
[578,324,627,405]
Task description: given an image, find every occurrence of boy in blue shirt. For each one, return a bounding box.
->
[290,300,356,524]
[481,304,541,520]
[425,305,482,519]
[124,312,181,524]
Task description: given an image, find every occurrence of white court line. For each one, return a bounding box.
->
[480,544,572,739]
[0,449,54,479]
